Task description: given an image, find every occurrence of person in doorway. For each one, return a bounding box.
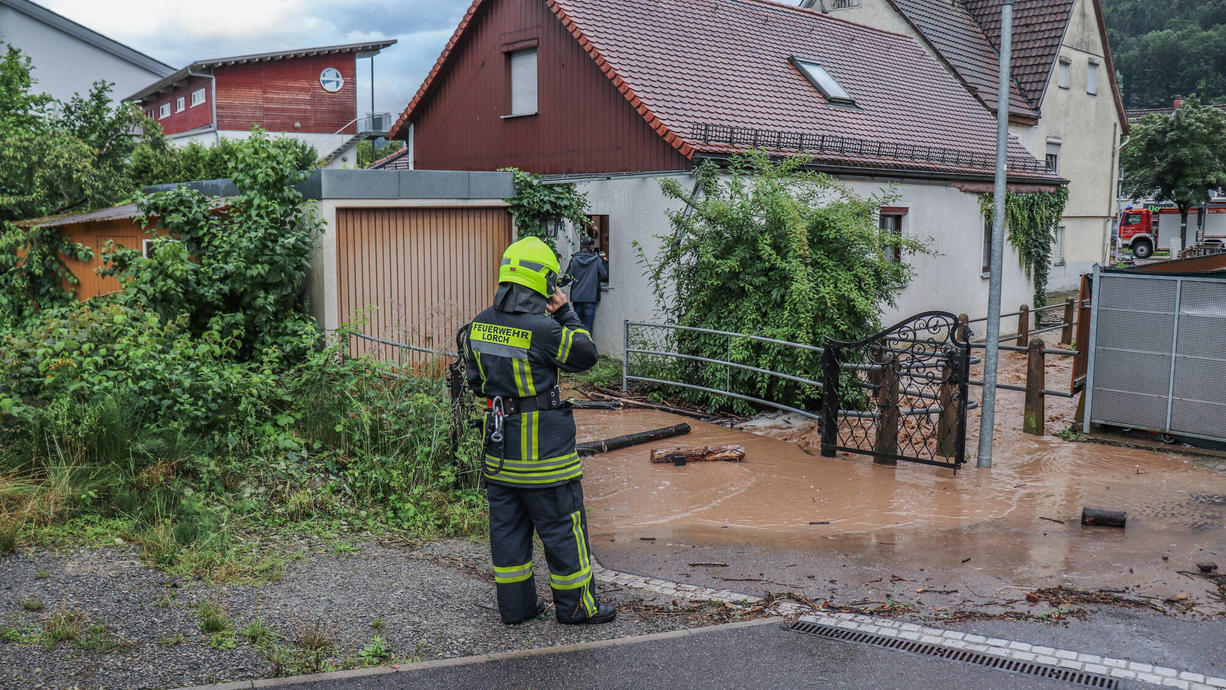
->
[565,236,608,333]
[456,236,615,626]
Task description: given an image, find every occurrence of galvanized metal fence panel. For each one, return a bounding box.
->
[1085,268,1226,442]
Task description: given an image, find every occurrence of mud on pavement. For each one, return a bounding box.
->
[574,342,1226,622]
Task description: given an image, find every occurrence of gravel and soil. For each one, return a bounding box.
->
[0,539,757,689]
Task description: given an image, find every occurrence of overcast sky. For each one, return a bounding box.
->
[40,0,469,124]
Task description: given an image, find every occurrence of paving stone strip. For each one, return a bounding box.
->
[591,557,1226,690]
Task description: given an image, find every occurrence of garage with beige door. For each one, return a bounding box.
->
[335,205,513,362]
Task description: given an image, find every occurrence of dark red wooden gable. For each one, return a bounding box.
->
[409,0,690,174]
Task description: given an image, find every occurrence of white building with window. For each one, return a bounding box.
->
[0,0,173,103]
[832,0,1129,291]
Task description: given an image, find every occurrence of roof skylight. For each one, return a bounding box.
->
[791,57,855,105]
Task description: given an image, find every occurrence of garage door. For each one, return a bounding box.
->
[337,207,512,363]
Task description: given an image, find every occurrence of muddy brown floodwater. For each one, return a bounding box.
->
[575,339,1226,615]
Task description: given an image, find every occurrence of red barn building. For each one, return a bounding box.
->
[127,41,396,167]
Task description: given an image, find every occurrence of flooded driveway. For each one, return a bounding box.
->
[575,402,1226,612]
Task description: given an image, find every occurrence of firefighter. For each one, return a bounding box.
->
[457,236,616,625]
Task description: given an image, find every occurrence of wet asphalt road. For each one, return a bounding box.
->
[277,620,1071,690]
[592,540,1226,683]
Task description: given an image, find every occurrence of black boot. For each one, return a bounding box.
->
[559,602,616,625]
[503,599,549,625]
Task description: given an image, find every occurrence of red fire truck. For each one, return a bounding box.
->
[1117,205,1226,258]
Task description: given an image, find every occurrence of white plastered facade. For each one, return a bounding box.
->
[554,173,1032,356]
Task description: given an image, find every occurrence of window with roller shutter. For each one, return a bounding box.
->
[508,49,537,117]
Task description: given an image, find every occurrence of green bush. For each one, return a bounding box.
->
[640,152,928,412]
[0,132,483,579]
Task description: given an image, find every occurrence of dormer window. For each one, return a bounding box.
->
[791,57,854,106]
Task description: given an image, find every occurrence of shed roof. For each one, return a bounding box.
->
[14,202,144,228]
[126,40,397,103]
[392,0,1057,183]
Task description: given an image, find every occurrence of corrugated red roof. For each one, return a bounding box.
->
[888,0,1037,120]
[369,146,411,170]
[392,0,1056,182]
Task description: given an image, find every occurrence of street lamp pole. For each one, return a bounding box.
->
[977,0,1014,469]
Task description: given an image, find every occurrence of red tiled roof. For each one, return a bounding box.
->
[964,0,1072,107]
[369,146,411,169]
[887,0,1038,120]
[392,0,1056,182]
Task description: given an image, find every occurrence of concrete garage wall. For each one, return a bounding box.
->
[568,174,1033,356]
[0,6,167,103]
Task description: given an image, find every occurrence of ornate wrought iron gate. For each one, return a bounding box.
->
[820,312,972,470]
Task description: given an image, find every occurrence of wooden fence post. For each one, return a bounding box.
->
[1017,304,1030,347]
[873,355,899,463]
[1023,339,1045,435]
[820,345,839,458]
[1060,297,1075,346]
[937,360,958,457]
[957,313,970,341]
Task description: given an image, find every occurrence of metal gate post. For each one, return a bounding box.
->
[1082,265,1101,434]
[622,319,630,392]
[820,344,840,458]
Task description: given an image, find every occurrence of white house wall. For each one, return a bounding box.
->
[171,129,362,169]
[0,6,165,103]
[569,174,1032,357]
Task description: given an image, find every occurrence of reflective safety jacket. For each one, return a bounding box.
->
[459,291,599,487]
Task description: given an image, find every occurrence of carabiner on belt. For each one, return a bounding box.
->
[489,396,506,443]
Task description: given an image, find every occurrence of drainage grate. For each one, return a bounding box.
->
[785,621,1118,689]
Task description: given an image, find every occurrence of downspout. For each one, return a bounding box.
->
[186,67,219,145]
[407,124,415,170]
[1104,125,1127,262]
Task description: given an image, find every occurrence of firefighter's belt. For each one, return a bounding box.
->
[487,387,566,415]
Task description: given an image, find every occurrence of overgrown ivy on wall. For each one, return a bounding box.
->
[979,186,1069,309]
[501,168,591,251]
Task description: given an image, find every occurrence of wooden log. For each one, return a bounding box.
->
[577,424,691,457]
[1023,338,1045,436]
[1017,304,1030,347]
[650,445,745,464]
[1081,506,1127,527]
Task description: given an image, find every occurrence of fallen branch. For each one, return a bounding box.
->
[577,424,692,456]
[650,445,745,464]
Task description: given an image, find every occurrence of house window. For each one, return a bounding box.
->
[1087,58,1099,95]
[142,238,162,258]
[879,207,906,263]
[1057,57,1070,89]
[586,214,610,256]
[319,67,344,93]
[158,103,170,119]
[982,220,993,276]
[508,49,538,116]
[1045,140,1061,173]
[790,57,855,105]
[1053,226,1065,266]
[190,88,206,107]
[175,96,185,113]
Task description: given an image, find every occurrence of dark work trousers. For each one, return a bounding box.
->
[572,302,597,333]
[486,479,600,623]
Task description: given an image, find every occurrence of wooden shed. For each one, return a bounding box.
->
[15,203,159,301]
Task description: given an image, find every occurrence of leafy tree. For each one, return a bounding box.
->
[1104,0,1226,108]
[642,152,927,410]
[1120,95,1226,246]
[0,46,51,133]
[104,129,324,360]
